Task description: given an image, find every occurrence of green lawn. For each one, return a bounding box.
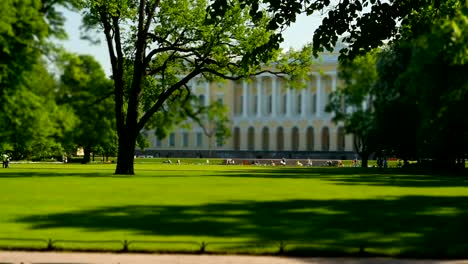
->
[0,162,467,257]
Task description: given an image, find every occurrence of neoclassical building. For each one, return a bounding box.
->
[143,52,354,158]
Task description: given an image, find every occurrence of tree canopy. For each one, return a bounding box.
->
[80,0,313,174]
[57,54,116,163]
[0,0,116,161]
[210,0,463,60]
[327,0,468,169]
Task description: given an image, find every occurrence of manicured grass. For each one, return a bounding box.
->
[0,163,467,257]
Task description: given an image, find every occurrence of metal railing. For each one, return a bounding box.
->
[0,237,347,255]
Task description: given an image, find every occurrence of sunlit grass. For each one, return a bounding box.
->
[0,162,467,257]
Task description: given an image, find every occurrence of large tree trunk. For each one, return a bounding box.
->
[361,155,369,168]
[358,149,371,168]
[83,147,92,164]
[115,130,137,175]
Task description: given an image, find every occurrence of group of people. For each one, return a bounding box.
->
[2,154,11,168]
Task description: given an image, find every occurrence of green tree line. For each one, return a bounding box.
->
[1,0,466,172]
[0,0,116,161]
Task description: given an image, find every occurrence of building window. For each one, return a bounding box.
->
[239,95,243,115]
[169,133,176,147]
[182,132,189,147]
[277,127,284,151]
[155,137,162,147]
[254,95,258,115]
[297,94,302,115]
[337,126,345,151]
[321,127,329,151]
[262,127,269,151]
[196,132,203,147]
[311,93,317,114]
[267,95,272,114]
[282,94,287,115]
[248,126,255,151]
[306,126,314,151]
[292,127,299,151]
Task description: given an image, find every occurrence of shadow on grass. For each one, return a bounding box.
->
[214,167,468,187]
[0,168,190,178]
[1,166,467,188]
[16,195,468,258]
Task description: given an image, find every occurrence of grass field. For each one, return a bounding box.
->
[0,161,467,257]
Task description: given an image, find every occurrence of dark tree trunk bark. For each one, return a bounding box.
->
[361,155,369,168]
[83,147,92,164]
[115,128,137,175]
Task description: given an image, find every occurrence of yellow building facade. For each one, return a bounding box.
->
[144,52,354,156]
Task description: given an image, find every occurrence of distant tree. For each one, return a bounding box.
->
[372,3,468,168]
[193,100,231,156]
[0,0,81,159]
[326,51,379,167]
[0,60,77,160]
[58,54,116,163]
[81,0,313,174]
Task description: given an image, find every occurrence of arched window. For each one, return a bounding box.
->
[248,126,255,150]
[306,126,314,151]
[292,127,299,151]
[233,127,241,150]
[321,127,329,151]
[337,126,345,151]
[277,127,284,151]
[169,133,176,147]
[262,127,269,151]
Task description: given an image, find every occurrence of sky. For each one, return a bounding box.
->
[60,9,326,76]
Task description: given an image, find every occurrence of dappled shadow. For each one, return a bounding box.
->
[212,167,468,187]
[17,195,468,258]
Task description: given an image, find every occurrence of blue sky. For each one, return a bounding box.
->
[60,10,325,76]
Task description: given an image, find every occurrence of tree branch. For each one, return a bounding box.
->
[136,66,203,131]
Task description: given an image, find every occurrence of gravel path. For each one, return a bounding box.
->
[1,252,468,264]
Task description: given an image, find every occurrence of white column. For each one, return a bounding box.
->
[205,81,210,106]
[257,77,262,117]
[301,88,307,117]
[271,76,277,117]
[242,80,248,117]
[286,88,291,117]
[331,73,337,118]
[316,75,321,117]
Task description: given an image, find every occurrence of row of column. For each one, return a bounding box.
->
[232,125,349,152]
[240,73,337,118]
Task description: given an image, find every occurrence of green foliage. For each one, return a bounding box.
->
[58,54,116,162]
[80,0,314,174]
[0,0,87,159]
[397,2,468,165]
[0,61,77,159]
[210,0,466,60]
[326,51,380,166]
[0,0,48,90]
